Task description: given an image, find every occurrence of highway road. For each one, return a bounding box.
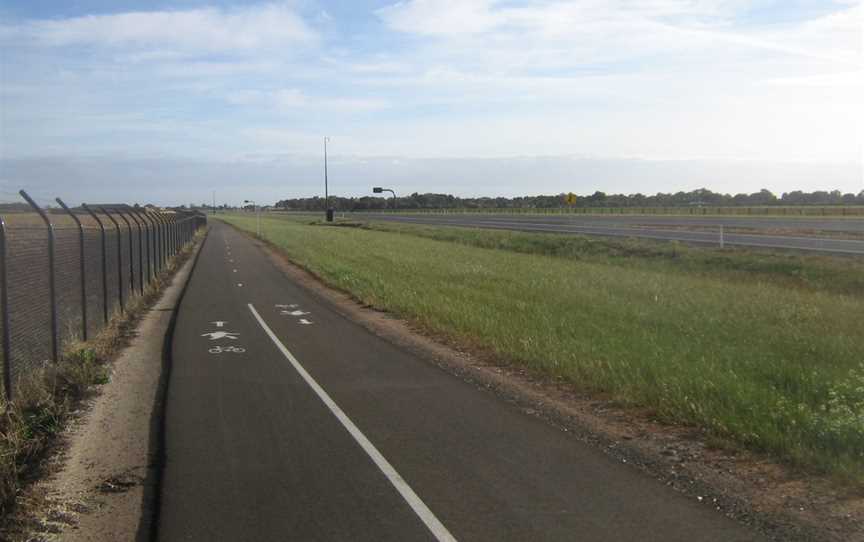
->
[157,221,765,541]
[354,213,864,255]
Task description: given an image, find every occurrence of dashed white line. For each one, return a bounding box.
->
[247,303,456,542]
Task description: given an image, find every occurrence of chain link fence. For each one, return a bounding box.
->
[0,190,207,401]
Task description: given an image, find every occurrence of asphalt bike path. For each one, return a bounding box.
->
[157,221,765,541]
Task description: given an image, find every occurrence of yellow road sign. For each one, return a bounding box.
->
[566,193,577,205]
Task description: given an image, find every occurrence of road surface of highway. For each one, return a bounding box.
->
[157,221,765,541]
[354,213,864,255]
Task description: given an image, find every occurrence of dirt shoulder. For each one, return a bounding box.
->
[242,227,863,542]
[1,234,205,541]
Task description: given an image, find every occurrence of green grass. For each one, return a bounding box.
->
[222,213,864,483]
[349,219,864,297]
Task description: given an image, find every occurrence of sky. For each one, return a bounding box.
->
[0,0,861,207]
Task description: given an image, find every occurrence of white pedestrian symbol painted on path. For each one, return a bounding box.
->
[299,319,314,325]
[281,310,309,316]
[211,321,228,328]
[201,331,240,340]
[275,304,299,309]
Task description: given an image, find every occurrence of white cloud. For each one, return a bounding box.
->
[2,0,860,195]
[377,0,861,68]
[377,0,501,36]
[2,3,316,53]
[376,0,757,38]
[226,88,389,112]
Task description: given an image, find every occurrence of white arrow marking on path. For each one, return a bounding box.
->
[281,310,309,316]
[211,321,228,328]
[201,331,240,340]
[298,319,314,325]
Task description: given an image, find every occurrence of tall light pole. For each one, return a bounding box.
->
[244,199,260,236]
[324,136,333,222]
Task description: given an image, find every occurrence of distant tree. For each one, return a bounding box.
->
[269,187,859,211]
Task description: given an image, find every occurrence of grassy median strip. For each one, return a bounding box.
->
[352,219,864,297]
[223,214,864,483]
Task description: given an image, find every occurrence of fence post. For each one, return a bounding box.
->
[19,191,59,363]
[100,208,124,313]
[124,207,145,294]
[155,212,169,264]
[165,214,173,258]
[175,215,182,253]
[56,198,88,342]
[1,215,12,402]
[157,211,166,269]
[146,210,162,273]
[112,208,136,298]
[134,209,154,283]
[168,214,176,256]
[149,210,159,274]
[83,204,110,325]
[138,209,159,279]
[160,212,169,264]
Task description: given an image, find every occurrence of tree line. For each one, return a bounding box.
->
[274,188,864,211]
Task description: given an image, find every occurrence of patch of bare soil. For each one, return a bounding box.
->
[247,229,864,542]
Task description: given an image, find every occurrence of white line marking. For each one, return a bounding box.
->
[248,303,456,542]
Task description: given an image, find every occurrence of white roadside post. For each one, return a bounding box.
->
[719,224,725,249]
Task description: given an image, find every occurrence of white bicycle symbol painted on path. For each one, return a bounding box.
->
[208,345,246,354]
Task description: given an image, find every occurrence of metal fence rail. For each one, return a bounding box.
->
[0,190,207,401]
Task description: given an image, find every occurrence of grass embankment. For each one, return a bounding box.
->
[0,229,205,517]
[223,214,864,482]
